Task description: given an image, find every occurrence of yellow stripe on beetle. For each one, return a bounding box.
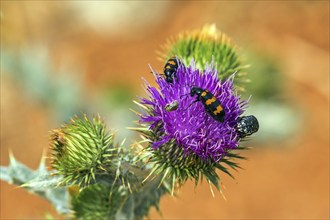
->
[168,60,176,65]
[213,105,223,115]
[205,96,217,105]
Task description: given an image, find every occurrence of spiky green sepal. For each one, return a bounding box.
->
[131,124,247,195]
[160,24,248,89]
[50,114,129,189]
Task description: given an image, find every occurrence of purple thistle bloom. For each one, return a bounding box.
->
[140,59,247,162]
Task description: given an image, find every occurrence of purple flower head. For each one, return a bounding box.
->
[140,59,247,162]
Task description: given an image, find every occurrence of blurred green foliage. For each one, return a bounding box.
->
[2,47,86,121]
[241,51,301,143]
[243,52,283,102]
[101,85,134,108]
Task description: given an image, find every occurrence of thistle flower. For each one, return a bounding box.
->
[135,60,248,191]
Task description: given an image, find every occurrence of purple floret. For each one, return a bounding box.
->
[140,59,247,162]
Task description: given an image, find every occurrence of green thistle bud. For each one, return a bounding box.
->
[50,114,122,188]
[160,24,248,88]
[71,183,129,220]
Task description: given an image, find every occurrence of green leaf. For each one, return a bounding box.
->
[1,153,41,184]
[0,167,11,182]
[44,188,71,215]
[22,172,62,189]
[0,153,71,215]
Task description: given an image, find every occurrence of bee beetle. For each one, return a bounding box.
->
[189,87,225,122]
[236,115,259,138]
[164,100,179,111]
[163,57,181,83]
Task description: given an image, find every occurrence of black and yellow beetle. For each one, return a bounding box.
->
[163,57,181,83]
[189,87,225,122]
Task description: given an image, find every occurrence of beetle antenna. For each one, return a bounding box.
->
[187,100,199,108]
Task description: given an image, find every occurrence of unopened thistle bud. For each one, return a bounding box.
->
[160,24,248,87]
[50,114,122,188]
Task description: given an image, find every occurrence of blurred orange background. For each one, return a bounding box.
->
[1,1,329,219]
